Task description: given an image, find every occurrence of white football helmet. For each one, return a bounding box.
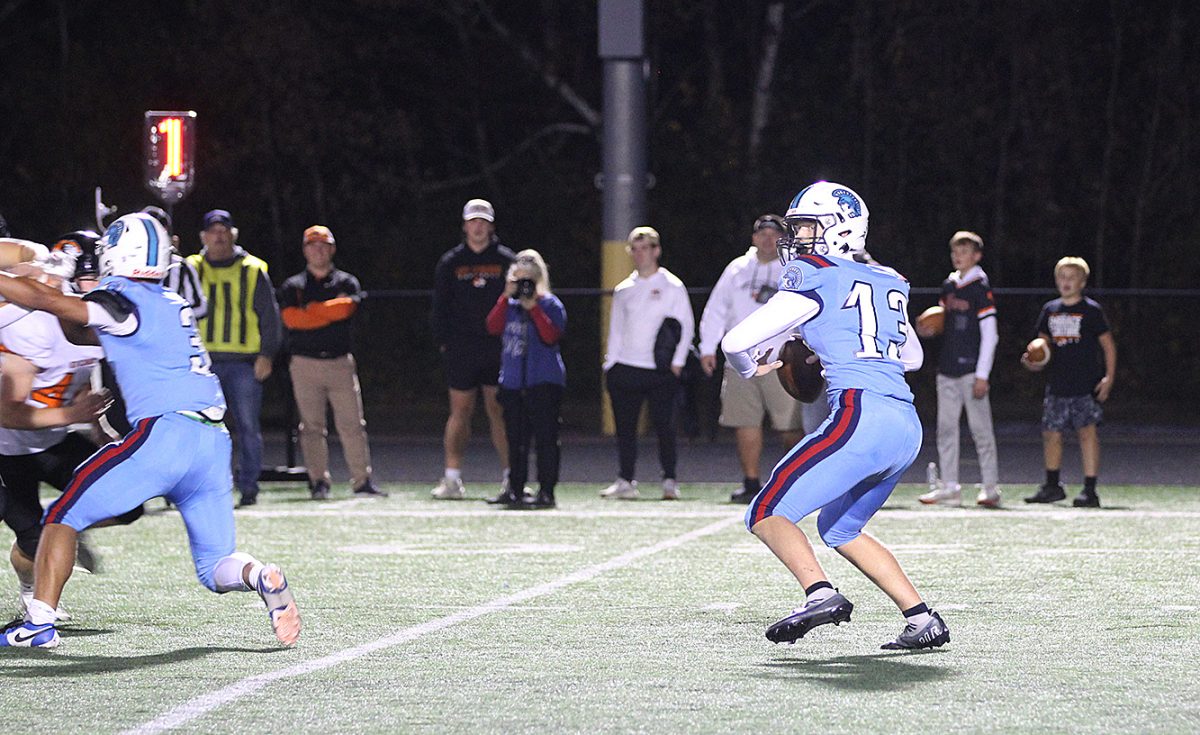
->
[100,213,171,280]
[779,181,869,263]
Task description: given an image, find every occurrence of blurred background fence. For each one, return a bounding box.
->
[259,287,1200,437]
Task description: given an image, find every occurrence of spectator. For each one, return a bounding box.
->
[484,250,566,509]
[430,199,515,501]
[919,231,1002,508]
[187,209,282,508]
[601,226,695,501]
[1022,256,1117,508]
[277,225,385,501]
[699,214,829,504]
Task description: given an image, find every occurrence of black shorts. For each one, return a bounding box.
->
[0,432,99,558]
[443,338,501,391]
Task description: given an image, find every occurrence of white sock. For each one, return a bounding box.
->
[27,598,57,625]
[444,468,462,482]
[806,587,836,605]
[213,552,261,592]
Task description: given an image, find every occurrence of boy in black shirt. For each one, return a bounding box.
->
[1022,257,1117,507]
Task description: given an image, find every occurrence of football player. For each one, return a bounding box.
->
[0,231,142,621]
[721,182,949,650]
[0,213,300,648]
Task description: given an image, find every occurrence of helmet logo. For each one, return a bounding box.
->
[105,220,125,246]
[831,188,862,218]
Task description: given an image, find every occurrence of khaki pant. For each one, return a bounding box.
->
[936,372,999,487]
[290,354,372,488]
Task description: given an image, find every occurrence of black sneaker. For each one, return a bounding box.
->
[881,611,950,650]
[1072,489,1100,508]
[310,480,331,500]
[236,494,258,508]
[530,490,556,509]
[765,592,854,643]
[1024,483,1066,504]
[730,488,757,504]
[353,481,388,498]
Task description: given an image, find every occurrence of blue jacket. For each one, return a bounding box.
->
[487,294,566,389]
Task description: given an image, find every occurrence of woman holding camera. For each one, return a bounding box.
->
[484,250,566,509]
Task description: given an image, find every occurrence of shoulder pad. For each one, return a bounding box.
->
[83,288,136,319]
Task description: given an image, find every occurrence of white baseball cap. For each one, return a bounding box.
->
[462,199,495,222]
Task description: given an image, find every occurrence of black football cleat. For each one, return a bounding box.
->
[881,611,950,650]
[352,481,388,498]
[765,593,854,643]
[1024,482,1066,504]
[530,490,556,509]
[1072,489,1100,508]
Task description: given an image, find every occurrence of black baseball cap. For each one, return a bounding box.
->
[202,209,235,229]
[753,214,786,233]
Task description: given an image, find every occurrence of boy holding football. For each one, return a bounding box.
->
[1022,256,1116,507]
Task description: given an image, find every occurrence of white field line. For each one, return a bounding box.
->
[122,514,743,735]
[233,506,1200,520]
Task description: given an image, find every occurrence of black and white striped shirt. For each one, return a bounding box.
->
[164,253,208,319]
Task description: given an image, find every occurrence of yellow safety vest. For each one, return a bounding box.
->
[187,252,270,354]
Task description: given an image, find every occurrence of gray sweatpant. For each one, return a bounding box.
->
[936,373,999,488]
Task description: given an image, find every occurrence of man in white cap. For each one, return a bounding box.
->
[429,199,516,500]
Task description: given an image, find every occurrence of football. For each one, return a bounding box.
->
[1023,337,1051,369]
[915,305,945,338]
[777,338,825,403]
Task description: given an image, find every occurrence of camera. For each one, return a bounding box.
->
[515,278,536,299]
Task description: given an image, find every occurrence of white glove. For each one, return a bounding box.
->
[34,248,78,280]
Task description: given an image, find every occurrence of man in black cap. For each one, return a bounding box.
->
[186,210,281,507]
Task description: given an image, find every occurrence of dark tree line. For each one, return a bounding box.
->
[2,0,1197,424]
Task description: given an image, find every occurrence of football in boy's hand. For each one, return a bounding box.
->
[1023,337,1051,369]
[777,339,824,403]
[915,305,945,338]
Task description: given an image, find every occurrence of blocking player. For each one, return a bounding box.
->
[0,213,300,649]
[721,182,949,650]
[0,231,142,621]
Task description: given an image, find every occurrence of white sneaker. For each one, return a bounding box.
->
[918,483,961,506]
[600,478,639,499]
[431,476,465,500]
[976,485,1002,508]
[661,478,680,500]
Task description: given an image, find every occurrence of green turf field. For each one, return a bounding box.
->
[3,483,1199,733]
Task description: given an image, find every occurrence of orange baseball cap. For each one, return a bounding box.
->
[303,225,335,245]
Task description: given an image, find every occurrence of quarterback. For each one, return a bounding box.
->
[722,182,949,650]
[0,213,300,649]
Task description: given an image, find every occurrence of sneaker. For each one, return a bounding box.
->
[353,481,388,498]
[310,480,331,500]
[600,478,638,500]
[1072,489,1101,508]
[530,489,556,509]
[487,478,532,505]
[431,476,465,500]
[236,492,258,508]
[729,487,757,504]
[256,564,301,646]
[1024,482,1066,504]
[0,620,59,648]
[918,484,962,506]
[881,611,950,650]
[764,592,854,644]
[976,485,1002,508]
[661,478,680,501]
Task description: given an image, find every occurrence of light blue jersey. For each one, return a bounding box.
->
[777,253,913,402]
[87,276,226,424]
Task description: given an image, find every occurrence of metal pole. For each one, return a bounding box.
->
[598,0,647,434]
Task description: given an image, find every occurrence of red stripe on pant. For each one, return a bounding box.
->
[45,418,154,525]
[750,389,859,527]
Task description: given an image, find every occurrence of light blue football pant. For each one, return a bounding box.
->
[45,412,237,591]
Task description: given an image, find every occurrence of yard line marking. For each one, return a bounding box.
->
[122,513,743,735]
[339,542,582,555]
